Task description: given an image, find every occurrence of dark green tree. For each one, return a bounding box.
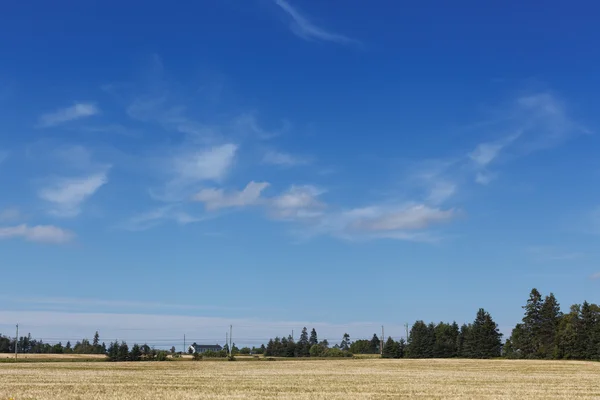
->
[369,334,380,355]
[130,344,142,361]
[465,308,503,358]
[382,337,397,358]
[296,327,310,357]
[340,333,350,351]
[539,293,562,359]
[309,328,318,347]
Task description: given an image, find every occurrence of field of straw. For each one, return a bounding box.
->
[1,358,600,399]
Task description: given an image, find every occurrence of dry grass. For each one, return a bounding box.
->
[1,358,599,399]
[0,353,106,360]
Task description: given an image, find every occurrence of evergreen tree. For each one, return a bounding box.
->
[369,334,380,354]
[309,328,318,347]
[107,341,119,361]
[396,338,406,358]
[340,333,350,351]
[465,308,503,358]
[539,293,562,359]
[65,341,72,353]
[407,321,432,358]
[130,344,141,361]
[382,337,397,358]
[118,342,129,361]
[297,327,310,357]
[521,288,545,358]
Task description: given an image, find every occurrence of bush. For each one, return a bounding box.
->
[192,352,203,361]
[227,355,236,361]
[156,351,168,361]
[309,344,326,357]
[324,348,353,358]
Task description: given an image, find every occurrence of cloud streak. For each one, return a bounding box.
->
[0,224,73,244]
[39,172,109,217]
[194,181,270,210]
[274,0,359,45]
[38,103,99,127]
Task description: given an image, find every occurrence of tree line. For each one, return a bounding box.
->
[504,289,600,360]
[1,289,598,361]
[263,308,501,359]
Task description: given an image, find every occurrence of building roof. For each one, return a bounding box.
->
[190,344,222,349]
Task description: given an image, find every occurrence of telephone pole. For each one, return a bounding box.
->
[381,325,384,356]
[15,324,18,361]
[184,334,186,354]
[226,332,228,352]
[229,325,233,357]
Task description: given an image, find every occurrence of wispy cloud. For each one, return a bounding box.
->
[274,0,359,46]
[173,144,237,183]
[151,144,239,203]
[38,103,99,127]
[123,205,204,231]
[0,224,73,244]
[468,91,586,185]
[39,172,109,217]
[194,181,270,211]
[262,150,311,167]
[591,272,600,280]
[346,204,455,233]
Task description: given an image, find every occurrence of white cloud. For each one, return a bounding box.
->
[269,185,325,220]
[173,144,237,183]
[262,150,310,167]
[39,172,109,217]
[0,224,73,243]
[0,207,21,222]
[469,132,521,168]
[194,181,270,211]
[346,204,455,232]
[274,0,359,45]
[427,181,457,205]
[124,205,204,231]
[38,103,99,127]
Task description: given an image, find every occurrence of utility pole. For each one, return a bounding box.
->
[229,325,232,357]
[184,334,186,354]
[381,325,384,356]
[292,330,294,341]
[15,324,18,361]
[226,332,228,352]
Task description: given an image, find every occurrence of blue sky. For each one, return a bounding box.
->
[1,1,600,347]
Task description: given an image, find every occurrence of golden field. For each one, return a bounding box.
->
[1,358,600,399]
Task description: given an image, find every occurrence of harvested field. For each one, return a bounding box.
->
[0,353,106,360]
[1,358,599,399]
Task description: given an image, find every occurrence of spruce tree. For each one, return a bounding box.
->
[369,334,380,354]
[539,293,561,359]
[130,344,141,361]
[522,288,545,358]
[382,337,397,358]
[297,328,310,357]
[309,328,318,347]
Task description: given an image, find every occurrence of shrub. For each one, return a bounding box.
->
[156,351,168,361]
[192,352,203,361]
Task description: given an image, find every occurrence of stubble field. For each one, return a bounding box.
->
[1,358,599,399]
